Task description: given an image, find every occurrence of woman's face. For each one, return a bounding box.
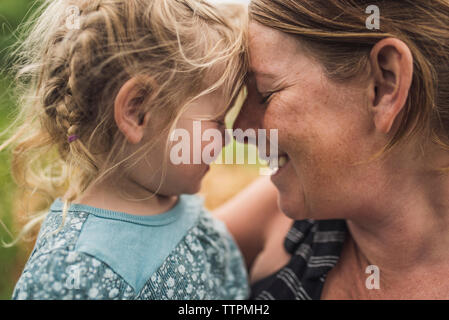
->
[237,22,387,220]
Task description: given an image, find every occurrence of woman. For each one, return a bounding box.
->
[215,0,449,299]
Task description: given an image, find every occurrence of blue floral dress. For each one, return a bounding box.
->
[12,194,249,300]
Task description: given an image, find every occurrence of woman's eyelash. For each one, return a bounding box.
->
[260,93,274,104]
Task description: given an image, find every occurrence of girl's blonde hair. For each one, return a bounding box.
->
[2,0,247,243]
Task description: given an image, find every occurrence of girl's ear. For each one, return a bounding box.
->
[114,77,155,144]
[369,38,414,134]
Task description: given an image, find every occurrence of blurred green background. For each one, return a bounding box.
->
[0,0,38,299]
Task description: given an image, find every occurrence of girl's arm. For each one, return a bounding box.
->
[213,176,292,269]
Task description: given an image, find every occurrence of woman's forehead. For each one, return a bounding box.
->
[248,22,302,76]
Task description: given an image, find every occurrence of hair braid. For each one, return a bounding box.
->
[2,0,248,243]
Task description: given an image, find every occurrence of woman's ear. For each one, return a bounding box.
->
[114,77,154,144]
[369,38,413,134]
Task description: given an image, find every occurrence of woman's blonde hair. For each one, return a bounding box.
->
[250,0,449,158]
[1,0,247,243]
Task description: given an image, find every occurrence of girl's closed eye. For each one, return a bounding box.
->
[214,118,226,126]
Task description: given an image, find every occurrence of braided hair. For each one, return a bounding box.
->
[2,0,248,243]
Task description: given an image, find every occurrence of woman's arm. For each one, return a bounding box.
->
[213,176,291,269]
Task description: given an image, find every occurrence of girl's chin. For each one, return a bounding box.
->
[185,185,202,195]
[184,179,204,195]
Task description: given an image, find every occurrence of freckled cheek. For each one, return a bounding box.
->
[263,98,306,148]
[263,96,297,133]
[272,124,342,184]
[263,92,351,172]
[308,116,368,173]
[294,135,361,198]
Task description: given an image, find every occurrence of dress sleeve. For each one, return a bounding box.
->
[12,250,135,300]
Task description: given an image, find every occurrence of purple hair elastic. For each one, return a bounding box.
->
[68,135,79,143]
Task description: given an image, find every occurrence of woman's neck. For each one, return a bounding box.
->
[345,164,449,295]
[67,174,178,217]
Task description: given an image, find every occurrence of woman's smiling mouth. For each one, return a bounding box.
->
[269,153,290,177]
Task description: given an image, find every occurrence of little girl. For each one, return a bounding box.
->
[7,0,248,299]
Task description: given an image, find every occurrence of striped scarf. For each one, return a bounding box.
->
[250,219,347,300]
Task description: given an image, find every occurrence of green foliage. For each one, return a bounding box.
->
[0,0,38,69]
[0,77,19,300]
[0,0,37,300]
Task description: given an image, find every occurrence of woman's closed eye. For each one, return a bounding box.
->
[260,91,276,105]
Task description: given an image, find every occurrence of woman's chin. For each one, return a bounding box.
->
[278,193,307,221]
[273,172,307,220]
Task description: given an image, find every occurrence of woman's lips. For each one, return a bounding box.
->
[278,155,289,168]
[269,154,290,177]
